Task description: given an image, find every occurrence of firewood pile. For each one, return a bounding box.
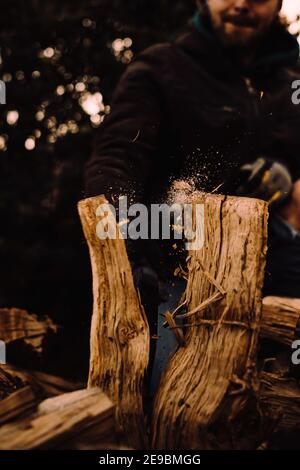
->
[0,308,116,449]
[0,192,299,450]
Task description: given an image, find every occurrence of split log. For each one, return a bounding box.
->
[19,369,83,397]
[78,195,149,449]
[0,386,37,425]
[0,365,83,426]
[152,194,268,450]
[73,442,133,450]
[0,366,26,399]
[0,307,58,355]
[0,388,115,450]
[1,364,82,398]
[261,297,300,346]
[0,367,38,425]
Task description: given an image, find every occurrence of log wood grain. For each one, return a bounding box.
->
[0,388,115,450]
[78,195,149,449]
[261,297,300,346]
[152,194,268,450]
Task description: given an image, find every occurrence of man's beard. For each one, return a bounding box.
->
[213,15,274,50]
[215,25,263,49]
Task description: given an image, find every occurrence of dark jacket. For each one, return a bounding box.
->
[84,17,300,286]
[85,19,300,205]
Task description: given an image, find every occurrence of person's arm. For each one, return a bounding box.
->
[84,48,167,321]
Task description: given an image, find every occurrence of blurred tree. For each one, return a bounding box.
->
[0,0,194,378]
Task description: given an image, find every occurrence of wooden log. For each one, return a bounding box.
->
[0,307,58,355]
[0,365,83,426]
[152,194,268,450]
[0,366,39,425]
[72,442,133,450]
[0,366,26,400]
[0,388,115,450]
[1,364,82,398]
[261,297,300,346]
[0,386,37,425]
[20,369,83,397]
[78,195,149,449]
[259,370,300,434]
[258,300,300,443]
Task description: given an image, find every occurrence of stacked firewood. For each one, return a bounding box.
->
[1,192,299,450]
[77,193,300,450]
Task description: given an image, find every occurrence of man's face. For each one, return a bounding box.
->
[203,0,282,48]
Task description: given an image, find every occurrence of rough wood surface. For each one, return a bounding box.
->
[261,297,300,346]
[0,388,115,450]
[259,370,300,433]
[0,307,57,354]
[1,364,82,398]
[0,386,37,425]
[0,366,37,426]
[78,195,149,449]
[0,366,26,399]
[152,194,268,450]
[0,365,82,426]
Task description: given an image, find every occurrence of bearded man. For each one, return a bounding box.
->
[85,1,300,379]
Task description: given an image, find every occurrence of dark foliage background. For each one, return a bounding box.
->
[0,0,195,378]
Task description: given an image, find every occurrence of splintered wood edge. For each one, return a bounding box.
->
[77,195,149,449]
[151,194,268,450]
